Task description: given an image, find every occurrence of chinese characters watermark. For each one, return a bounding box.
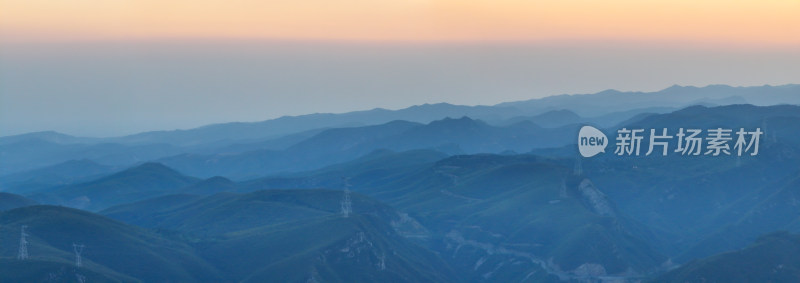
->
[612,127,762,156]
[578,125,764,158]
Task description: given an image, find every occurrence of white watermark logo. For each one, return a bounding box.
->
[578,126,763,158]
[578,126,608,157]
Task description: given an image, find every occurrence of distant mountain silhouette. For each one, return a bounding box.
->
[103,84,800,146]
[498,84,800,117]
[0,138,182,176]
[0,131,101,146]
[29,162,199,211]
[2,84,797,177]
[179,176,236,195]
[501,109,584,127]
[157,117,579,179]
[0,159,116,194]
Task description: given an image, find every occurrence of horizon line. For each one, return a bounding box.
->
[2,83,796,139]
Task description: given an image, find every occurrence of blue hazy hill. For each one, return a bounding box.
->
[28,162,199,211]
[652,231,800,283]
[2,84,797,178]
[0,159,116,194]
[0,205,224,282]
[1,87,800,282]
[157,117,579,179]
[101,189,463,282]
[0,192,37,211]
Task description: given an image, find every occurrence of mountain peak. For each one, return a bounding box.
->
[663,84,684,91]
[675,104,709,113]
[179,176,236,195]
[46,162,200,211]
[534,109,582,120]
[431,116,478,124]
[448,116,474,121]
[102,162,191,183]
[596,89,623,95]
[205,176,233,183]
[131,162,178,173]
[423,116,487,131]
[0,130,85,145]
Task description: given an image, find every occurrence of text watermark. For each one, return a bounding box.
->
[578,126,763,158]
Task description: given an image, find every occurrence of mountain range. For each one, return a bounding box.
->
[2,84,800,282]
[3,84,798,176]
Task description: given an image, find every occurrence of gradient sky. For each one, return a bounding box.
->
[1,0,799,136]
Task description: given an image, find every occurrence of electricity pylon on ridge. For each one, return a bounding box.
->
[341,177,353,218]
[18,225,29,260]
[73,243,85,267]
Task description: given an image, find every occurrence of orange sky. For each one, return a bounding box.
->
[1,0,799,47]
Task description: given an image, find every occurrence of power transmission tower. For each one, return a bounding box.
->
[341,177,352,218]
[18,225,29,260]
[73,243,85,267]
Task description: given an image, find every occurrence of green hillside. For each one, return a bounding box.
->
[235,153,668,280]
[0,205,222,282]
[101,189,461,282]
[373,154,665,279]
[206,214,459,282]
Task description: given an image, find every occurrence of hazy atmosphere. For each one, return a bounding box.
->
[2,1,800,282]
[2,0,799,136]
